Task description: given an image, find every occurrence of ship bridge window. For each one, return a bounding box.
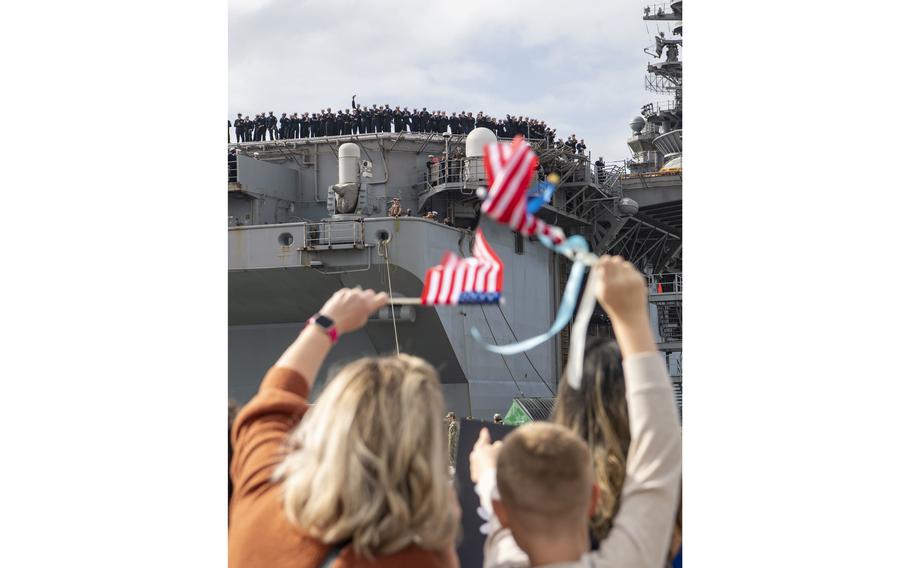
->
[278,232,294,246]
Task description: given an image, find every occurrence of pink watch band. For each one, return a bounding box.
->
[307,315,339,344]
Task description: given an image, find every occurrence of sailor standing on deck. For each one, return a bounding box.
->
[325,108,335,137]
[234,113,245,142]
[259,113,269,142]
[313,109,326,138]
[392,106,403,133]
[370,104,381,133]
[252,113,261,141]
[291,113,299,138]
[382,104,392,132]
[267,111,278,140]
[402,107,412,132]
[595,156,605,183]
[279,113,288,139]
[242,115,252,141]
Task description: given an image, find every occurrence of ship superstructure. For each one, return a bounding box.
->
[610,1,683,412]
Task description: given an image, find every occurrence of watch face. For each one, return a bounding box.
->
[314,314,334,328]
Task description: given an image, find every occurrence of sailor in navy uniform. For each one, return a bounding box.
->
[279,113,288,139]
[267,112,278,140]
[234,113,245,142]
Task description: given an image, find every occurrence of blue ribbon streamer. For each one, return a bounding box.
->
[469,234,590,354]
[526,180,555,214]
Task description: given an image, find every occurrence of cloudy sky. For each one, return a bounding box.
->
[229,0,679,161]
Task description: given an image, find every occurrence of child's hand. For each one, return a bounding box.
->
[470,428,503,483]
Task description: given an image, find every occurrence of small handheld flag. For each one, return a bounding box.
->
[419,229,504,306]
[481,136,566,244]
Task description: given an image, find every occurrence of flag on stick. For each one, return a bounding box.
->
[421,229,503,305]
[481,135,565,244]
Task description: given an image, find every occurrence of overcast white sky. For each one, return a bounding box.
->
[229,0,679,161]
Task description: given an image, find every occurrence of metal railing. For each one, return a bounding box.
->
[594,163,625,188]
[424,158,466,187]
[302,219,365,248]
[228,154,238,182]
[647,272,683,294]
[642,3,679,20]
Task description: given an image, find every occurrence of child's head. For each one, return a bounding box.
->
[493,422,597,555]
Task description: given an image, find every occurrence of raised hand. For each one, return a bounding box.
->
[319,287,389,336]
[592,256,655,356]
[470,427,503,483]
[593,256,648,323]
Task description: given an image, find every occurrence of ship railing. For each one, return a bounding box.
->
[424,158,466,187]
[647,272,682,295]
[302,219,365,249]
[642,3,680,20]
[593,163,626,190]
[643,99,680,115]
[422,158,491,197]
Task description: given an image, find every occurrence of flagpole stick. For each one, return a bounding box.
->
[388,298,504,307]
[388,297,424,305]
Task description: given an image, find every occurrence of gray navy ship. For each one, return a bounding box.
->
[228,2,683,420]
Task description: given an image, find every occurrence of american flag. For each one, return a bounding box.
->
[420,229,503,305]
[482,135,566,244]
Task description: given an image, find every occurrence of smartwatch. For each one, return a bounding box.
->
[307,314,338,344]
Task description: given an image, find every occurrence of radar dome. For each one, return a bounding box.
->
[465,127,497,158]
[338,143,361,185]
[630,116,646,134]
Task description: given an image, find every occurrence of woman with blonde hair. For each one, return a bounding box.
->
[229,288,460,568]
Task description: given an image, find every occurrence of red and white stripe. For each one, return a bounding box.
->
[481,135,565,244]
[421,229,504,305]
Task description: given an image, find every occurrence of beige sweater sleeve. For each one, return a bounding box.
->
[478,352,681,568]
[584,352,682,568]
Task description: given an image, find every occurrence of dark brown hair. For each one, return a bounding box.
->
[551,337,631,540]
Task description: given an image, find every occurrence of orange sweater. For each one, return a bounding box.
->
[228,366,453,568]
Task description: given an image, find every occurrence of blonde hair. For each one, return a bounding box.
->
[274,355,456,559]
[496,422,593,531]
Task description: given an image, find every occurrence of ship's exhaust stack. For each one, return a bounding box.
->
[331,143,361,214]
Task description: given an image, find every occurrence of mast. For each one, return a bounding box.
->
[629,2,683,173]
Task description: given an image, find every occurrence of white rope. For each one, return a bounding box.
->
[382,241,401,356]
[565,276,598,390]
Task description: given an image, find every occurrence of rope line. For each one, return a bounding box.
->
[495,302,555,395]
[382,242,400,356]
[479,303,524,397]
